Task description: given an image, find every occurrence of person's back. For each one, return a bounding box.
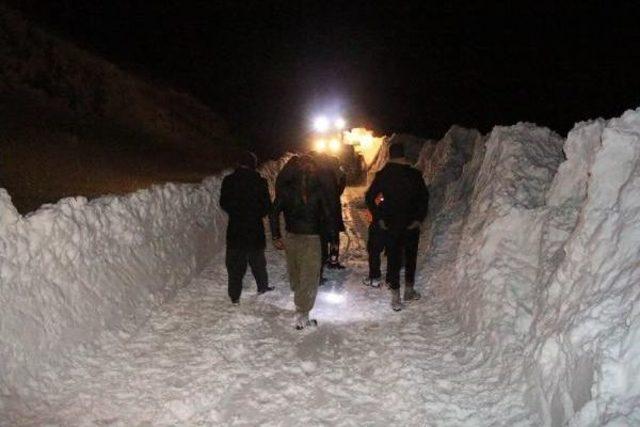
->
[270,156,336,329]
[221,167,271,249]
[273,171,328,237]
[365,143,429,311]
[310,152,347,270]
[370,161,427,233]
[275,155,301,200]
[220,152,273,304]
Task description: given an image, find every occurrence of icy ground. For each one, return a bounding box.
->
[6,188,536,426]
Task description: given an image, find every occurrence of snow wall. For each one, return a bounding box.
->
[0,158,287,395]
[414,109,640,426]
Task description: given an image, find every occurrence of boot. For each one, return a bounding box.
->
[404,283,421,302]
[391,289,402,311]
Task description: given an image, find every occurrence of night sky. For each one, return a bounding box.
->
[10,0,640,152]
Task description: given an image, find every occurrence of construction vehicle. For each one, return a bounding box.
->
[310,115,367,185]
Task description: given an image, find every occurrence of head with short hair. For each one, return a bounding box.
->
[389,143,405,159]
[238,151,258,169]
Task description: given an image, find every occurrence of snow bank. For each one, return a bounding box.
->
[418,109,640,425]
[528,111,640,426]
[0,159,285,395]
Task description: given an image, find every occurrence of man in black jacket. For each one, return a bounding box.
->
[220,151,274,304]
[275,155,301,199]
[311,152,347,272]
[362,191,387,288]
[270,155,336,329]
[365,143,429,311]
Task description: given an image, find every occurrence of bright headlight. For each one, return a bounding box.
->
[315,139,327,152]
[329,139,341,153]
[313,116,329,132]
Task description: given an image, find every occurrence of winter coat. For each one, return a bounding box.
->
[365,160,429,234]
[313,154,346,232]
[220,167,271,250]
[270,169,337,242]
[275,156,301,199]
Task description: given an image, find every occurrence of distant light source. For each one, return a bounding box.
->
[329,138,341,153]
[314,138,327,152]
[313,116,330,132]
[334,117,346,130]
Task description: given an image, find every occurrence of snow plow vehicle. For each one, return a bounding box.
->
[310,115,368,186]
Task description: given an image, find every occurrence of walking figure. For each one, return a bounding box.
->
[220,151,274,304]
[365,143,429,311]
[363,191,387,288]
[270,155,336,329]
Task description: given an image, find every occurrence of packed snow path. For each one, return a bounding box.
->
[11,188,536,426]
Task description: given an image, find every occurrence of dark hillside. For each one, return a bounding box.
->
[0,6,240,213]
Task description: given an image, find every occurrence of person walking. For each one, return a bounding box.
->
[270,155,336,329]
[365,143,429,311]
[362,191,387,288]
[311,151,347,271]
[220,151,274,304]
[275,155,301,198]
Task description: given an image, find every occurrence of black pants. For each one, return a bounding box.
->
[367,224,386,280]
[386,229,420,290]
[321,233,340,264]
[226,246,269,301]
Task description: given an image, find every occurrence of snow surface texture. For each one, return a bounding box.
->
[418,109,640,426]
[0,158,287,397]
[2,187,535,426]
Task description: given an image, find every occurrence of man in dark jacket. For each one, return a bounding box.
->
[270,155,337,329]
[311,152,347,271]
[275,155,301,199]
[365,143,429,311]
[220,151,274,304]
[362,191,387,288]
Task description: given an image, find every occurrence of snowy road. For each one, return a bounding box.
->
[10,189,536,426]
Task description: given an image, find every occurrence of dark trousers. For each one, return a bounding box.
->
[321,233,340,264]
[367,224,386,280]
[226,246,269,301]
[386,229,420,290]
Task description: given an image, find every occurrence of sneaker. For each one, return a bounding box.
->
[257,286,275,295]
[231,299,240,306]
[362,277,382,288]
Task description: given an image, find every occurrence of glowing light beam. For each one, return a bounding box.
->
[313,116,330,132]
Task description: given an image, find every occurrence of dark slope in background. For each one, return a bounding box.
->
[0,6,241,214]
[7,1,640,148]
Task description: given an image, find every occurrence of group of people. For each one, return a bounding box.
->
[219,142,429,330]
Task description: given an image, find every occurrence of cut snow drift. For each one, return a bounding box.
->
[0,158,287,397]
[417,108,640,426]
